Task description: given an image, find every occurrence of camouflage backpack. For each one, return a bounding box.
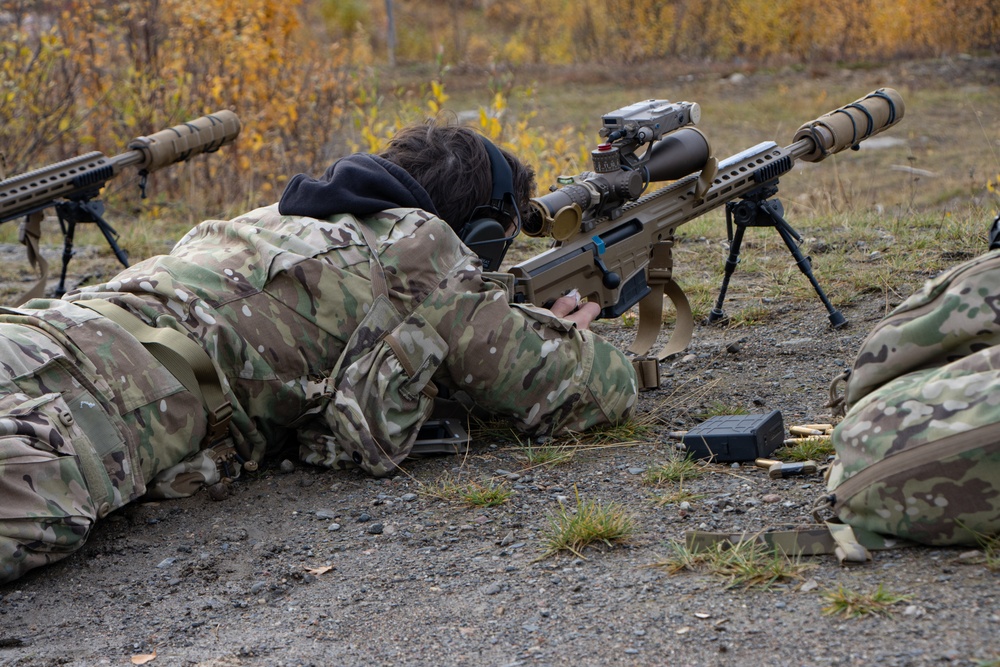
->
[826,249,1000,548]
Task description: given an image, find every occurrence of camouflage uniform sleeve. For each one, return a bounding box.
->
[420,265,638,436]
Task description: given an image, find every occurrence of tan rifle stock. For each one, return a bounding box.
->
[506,89,904,388]
[0,110,241,302]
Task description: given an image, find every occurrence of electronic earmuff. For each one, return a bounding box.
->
[459,135,521,271]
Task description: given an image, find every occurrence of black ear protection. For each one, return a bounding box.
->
[459,135,521,271]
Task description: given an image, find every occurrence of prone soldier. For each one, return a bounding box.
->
[0,121,638,583]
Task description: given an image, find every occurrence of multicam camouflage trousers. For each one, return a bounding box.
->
[0,301,204,583]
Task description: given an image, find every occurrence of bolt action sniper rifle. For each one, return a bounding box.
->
[505,89,904,390]
[0,110,242,303]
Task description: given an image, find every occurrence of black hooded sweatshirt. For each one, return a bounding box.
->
[277,154,438,221]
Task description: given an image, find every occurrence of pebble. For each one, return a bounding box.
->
[328,523,341,532]
[627,467,645,475]
[316,510,336,520]
[367,523,384,535]
[156,557,176,569]
[401,493,418,502]
[357,513,371,523]
[484,582,502,595]
[762,494,782,503]
[279,459,295,474]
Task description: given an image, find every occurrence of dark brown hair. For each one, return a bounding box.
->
[378,121,535,233]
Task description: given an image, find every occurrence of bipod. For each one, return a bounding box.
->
[54,197,130,296]
[706,182,846,329]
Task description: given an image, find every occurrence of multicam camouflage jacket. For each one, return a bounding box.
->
[69,204,638,491]
[828,249,1000,546]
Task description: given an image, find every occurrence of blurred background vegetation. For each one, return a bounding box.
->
[0,0,997,306]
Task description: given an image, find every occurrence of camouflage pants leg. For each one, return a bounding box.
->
[0,300,215,583]
[0,323,124,584]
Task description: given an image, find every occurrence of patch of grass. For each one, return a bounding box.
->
[983,535,1000,572]
[728,303,772,327]
[654,486,705,506]
[652,539,814,590]
[643,457,705,486]
[418,475,463,502]
[695,401,750,420]
[462,480,513,507]
[540,492,635,559]
[519,442,575,467]
[775,436,835,462]
[580,419,654,445]
[420,476,513,507]
[956,524,1000,572]
[821,584,910,618]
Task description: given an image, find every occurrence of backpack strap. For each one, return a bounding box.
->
[685,521,912,565]
[74,298,232,445]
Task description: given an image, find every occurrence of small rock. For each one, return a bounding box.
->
[328,523,341,532]
[401,493,418,502]
[156,557,176,569]
[357,513,371,523]
[484,582,502,595]
[279,459,295,474]
[627,467,645,475]
[762,494,782,503]
[367,523,384,535]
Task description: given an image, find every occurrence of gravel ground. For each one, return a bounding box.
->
[0,263,997,667]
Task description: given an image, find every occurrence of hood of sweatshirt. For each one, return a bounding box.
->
[277,154,438,220]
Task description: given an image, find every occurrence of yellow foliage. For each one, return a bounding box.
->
[1,0,996,228]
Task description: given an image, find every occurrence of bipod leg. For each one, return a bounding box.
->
[54,200,130,297]
[56,213,77,298]
[708,215,747,325]
[765,201,847,329]
[79,201,130,269]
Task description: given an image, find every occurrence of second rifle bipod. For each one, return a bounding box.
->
[54,198,130,297]
[707,182,847,329]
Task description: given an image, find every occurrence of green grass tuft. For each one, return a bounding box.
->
[540,492,635,559]
[821,584,911,618]
[652,539,814,590]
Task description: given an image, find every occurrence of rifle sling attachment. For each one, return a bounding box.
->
[75,298,232,445]
[16,211,49,306]
[628,279,693,391]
